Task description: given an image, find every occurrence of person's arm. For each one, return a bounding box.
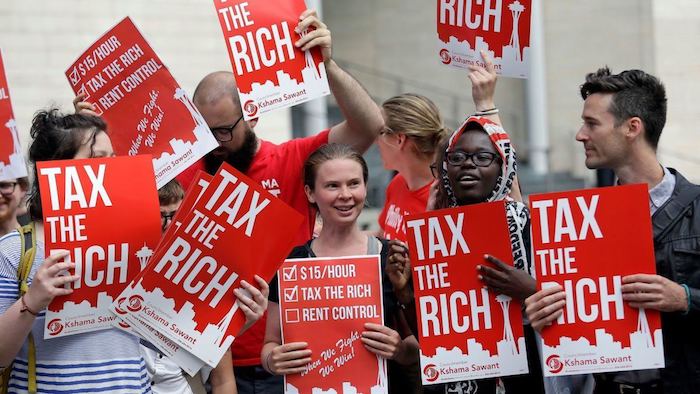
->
[477,254,536,301]
[72,92,100,116]
[234,275,269,335]
[361,323,417,366]
[210,349,236,394]
[261,302,312,375]
[294,9,383,154]
[0,251,75,367]
[524,285,567,332]
[621,274,690,313]
[467,52,525,201]
[468,50,501,125]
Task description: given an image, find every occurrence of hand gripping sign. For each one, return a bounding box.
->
[118,162,304,367]
[65,17,218,188]
[405,201,528,384]
[213,0,330,120]
[278,256,387,394]
[437,0,533,78]
[37,155,161,338]
[0,49,27,181]
[530,184,664,377]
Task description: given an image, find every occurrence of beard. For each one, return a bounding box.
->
[205,128,257,174]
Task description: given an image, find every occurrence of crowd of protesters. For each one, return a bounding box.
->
[0,7,698,394]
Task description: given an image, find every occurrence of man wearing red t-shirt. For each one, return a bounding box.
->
[177,9,383,394]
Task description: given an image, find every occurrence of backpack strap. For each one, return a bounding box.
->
[16,223,37,394]
[653,184,700,244]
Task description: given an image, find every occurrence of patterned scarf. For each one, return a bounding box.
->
[441,116,532,276]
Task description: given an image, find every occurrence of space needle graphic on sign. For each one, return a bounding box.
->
[437,0,533,78]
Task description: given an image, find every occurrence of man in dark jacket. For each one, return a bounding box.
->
[525,67,700,393]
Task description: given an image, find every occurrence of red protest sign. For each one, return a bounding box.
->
[436,0,532,78]
[112,170,211,324]
[406,202,528,384]
[0,50,27,181]
[65,17,218,188]
[37,155,161,338]
[278,256,387,394]
[120,162,304,367]
[213,0,330,120]
[112,171,213,374]
[530,184,664,376]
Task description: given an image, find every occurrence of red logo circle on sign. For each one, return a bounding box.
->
[127,295,144,312]
[47,319,64,336]
[114,297,128,315]
[423,363,440,382]
[546,354,564,374]
[243,100,258,117]
[439,49,452,65]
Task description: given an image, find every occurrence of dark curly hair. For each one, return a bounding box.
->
[27,108,108,220]
[580,67,667,148]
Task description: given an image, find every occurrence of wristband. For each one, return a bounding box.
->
[20,295,38,316]
[474,107,499,116]
[681,284,691,315]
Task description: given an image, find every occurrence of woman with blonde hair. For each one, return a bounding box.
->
[377,93,448,243]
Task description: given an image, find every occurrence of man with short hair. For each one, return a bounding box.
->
[0,177,28,237]
[525,67,700,393]
[176,10,384,393]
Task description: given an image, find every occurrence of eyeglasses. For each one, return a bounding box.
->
[446,151,499,167]
[0,182,17,195]
[210,114,245,142]
[430,163,439,179]
[160,211,177,230]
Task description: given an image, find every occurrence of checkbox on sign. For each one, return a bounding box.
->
[285,309,300,323]
[282,266,297,282]
[284,286,298,303]
[91,102,104,116]
[69,67,81,85]
[77,84,90,100]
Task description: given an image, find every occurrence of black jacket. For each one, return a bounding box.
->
[652,169,700,392]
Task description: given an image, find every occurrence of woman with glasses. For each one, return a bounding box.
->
[0,178,28,237]
[388,116,545,394]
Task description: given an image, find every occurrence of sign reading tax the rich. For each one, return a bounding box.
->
[405,201,528,384]
[112,172,213,375]
[213,0,330,120]
[0,49,27,181]
[278,256,387,394]
[65,17,218,188]
[119,162,304,367]
[38,155,161,339]
[437,0,533,78]
[530,184,664,377]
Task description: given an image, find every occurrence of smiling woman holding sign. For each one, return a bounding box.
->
[261,143,416,392]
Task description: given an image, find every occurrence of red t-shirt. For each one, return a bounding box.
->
[377,174,431,243]
[176,130,330,366]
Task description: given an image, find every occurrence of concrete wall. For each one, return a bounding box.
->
[652,0,700,182]
[0,0,291,152]
[323,0,528,150]
[325,0,700,183]
[542,0,655,181]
